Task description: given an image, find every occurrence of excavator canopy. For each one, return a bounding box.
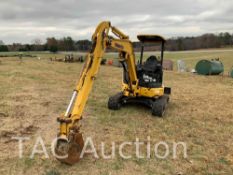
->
[137,35,166,43]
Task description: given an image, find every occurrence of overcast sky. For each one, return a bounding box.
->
[0,0,232,44]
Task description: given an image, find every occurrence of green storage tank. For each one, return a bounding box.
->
[195,59,224,75]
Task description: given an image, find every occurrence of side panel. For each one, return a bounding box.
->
[122,83,164,98]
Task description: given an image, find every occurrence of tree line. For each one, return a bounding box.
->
[166,32,233,51]
[0,32,232,52]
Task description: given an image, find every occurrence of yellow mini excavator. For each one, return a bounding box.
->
[55,21,171,164]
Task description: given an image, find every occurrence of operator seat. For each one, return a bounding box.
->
[137,55,163,88]
[142,55,161,72]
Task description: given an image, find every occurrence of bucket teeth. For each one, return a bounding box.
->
[55,132,84,165]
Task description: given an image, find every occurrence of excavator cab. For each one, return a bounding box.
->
[122,35,165,88]
[138,34,165,65]
[110,34,171,117]
[137,35,165,88]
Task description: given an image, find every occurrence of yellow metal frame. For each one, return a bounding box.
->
[122,83,164,97]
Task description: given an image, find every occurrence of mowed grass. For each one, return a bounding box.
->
[0,49,232,175]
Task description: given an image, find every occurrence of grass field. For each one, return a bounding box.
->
[0,49,233,175]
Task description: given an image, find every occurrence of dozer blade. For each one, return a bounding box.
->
[55,132,84,165]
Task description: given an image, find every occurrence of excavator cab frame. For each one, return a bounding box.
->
[134,35,166,87]
[138,35,166,66]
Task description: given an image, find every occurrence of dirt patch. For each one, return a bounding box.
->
[19,125,39,135]
[0,130,15,138]
[1,125,39,143]
[14,94,35,102]
[40,101,51,107]
[0,112,8,118]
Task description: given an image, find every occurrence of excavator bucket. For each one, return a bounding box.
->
[55,132,84,165]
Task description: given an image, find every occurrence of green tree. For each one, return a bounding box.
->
[177,37,184,50]
[76,40,92,51]
[218,32,232,46]
[46,37,58,53]
[0,45,8,52]
[63,36,75,51]
[50,45,58,53]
